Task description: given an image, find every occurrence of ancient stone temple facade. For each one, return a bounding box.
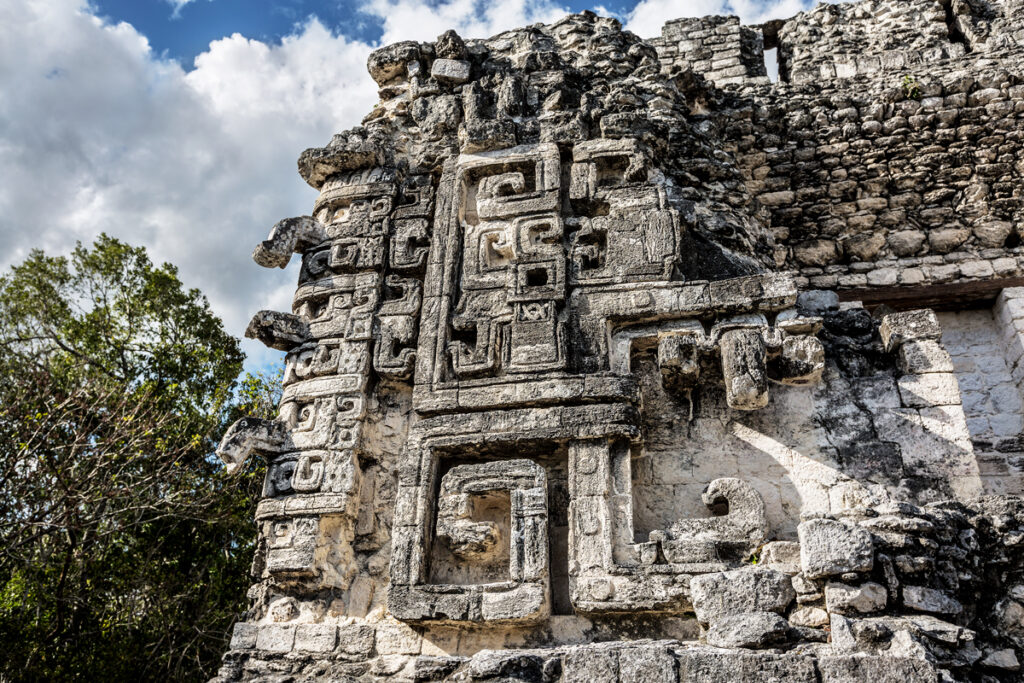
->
[212,1,1024,680]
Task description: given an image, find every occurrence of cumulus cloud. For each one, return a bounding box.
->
[624,0,815,37]
[362,0,569,44]
[0,0,379,369]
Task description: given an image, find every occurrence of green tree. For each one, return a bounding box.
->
[0,235,277,681]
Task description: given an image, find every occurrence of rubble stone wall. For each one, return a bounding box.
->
[776,0,961,85]
[726,71,1024,291]
[650,0,1024,294]
[650,16,770,87]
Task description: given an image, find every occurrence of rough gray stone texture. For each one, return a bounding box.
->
[207,2,1024,681]
[825,581,888,614]
[798,518,875,579]
[690,568,795,650]
[880,310,943,353]
[704,611,791,648]
[903,585,964,615]
[690,569,795,622]
[759,540,801,574]
[817,655,939,683]
[430,58,470,84]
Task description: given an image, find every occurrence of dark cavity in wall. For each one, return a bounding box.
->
[940,0,973,52]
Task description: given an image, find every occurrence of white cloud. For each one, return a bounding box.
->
[361,0,569,44]
[625,0,729,37]
[165,0,210,19]
[729,0,817,24]
[0,0,379,370]
[624,0,816,38]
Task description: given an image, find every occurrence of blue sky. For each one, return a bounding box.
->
[0,0,819,374]
[92,0,376,65]
[92,0,638,65]
[88,0,804,66]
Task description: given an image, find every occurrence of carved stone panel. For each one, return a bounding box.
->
[389,455,551,624]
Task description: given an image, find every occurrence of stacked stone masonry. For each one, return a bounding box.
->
[209,1,1024,681]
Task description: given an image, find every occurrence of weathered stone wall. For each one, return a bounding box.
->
[649,0,1024,295]
[725,69,1024,292]
[633,302,985,541]
[650,16,770,87]
[940,306,1023,493]
[776,0,961,84]
[207,1,1024,681]
[954,0,1024,54]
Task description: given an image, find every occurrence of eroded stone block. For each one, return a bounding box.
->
[690,569,795,624]
[431,59,471,84]
[898,340,954,374]
[798,519,874,579]
[880,310,942,352]
[705,612,791,649]
[294,624,338,653]
[825,582,887,614]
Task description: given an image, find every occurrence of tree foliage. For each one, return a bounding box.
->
[0,235,277,681]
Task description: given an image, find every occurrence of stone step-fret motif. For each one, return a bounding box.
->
[212,5,1024,681]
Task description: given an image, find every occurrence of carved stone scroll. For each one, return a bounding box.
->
[389,456,551,624]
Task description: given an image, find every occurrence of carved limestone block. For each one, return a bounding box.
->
[389,219,431,273]
[658,330,703,392]
[278,382,367,452]
[327,236,386,272]
[284,340,370,386]
[265,516,319,577]
[374,276,422,380]
[436,460,548,576]
[567,138,679,284]
[262,513,358,590]
[217,417,290,474]
[770,309,825,385]
[245,310,311,351]
[394,174,435,219]
[667,478,768,558]
[264,454,297,497]
[708,311,825,409]
[293,450,329,494]
[264,449,360,498]
[568,439,726,614]
[313,174,394,257]
[569,138,648,199]
[508,301,566,373]
[293,272,380,341]
[389,456,550,624]
[719,327,770,411]
[448,315,501,379]
[253,216,327,269]
[879,309,942,352]
[769,334,825,385]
